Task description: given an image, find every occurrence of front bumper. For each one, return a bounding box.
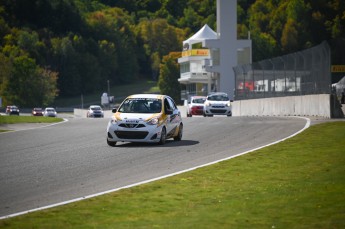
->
[190,107,204,115]
[90,113,104,117]
[204,105,232,116]
[107,121,163,143]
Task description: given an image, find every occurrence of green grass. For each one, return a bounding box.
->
[0,122,344,228]
[0,116,63,124]
[53,80,159,107]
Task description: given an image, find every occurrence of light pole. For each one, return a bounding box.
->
[107,80,110,96]
[107,80,110,109]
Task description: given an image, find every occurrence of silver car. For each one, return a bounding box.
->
[203,92,232,117]
[43,107,57,117]
[87,105,104,118]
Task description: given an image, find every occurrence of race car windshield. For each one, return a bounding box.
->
[118,98,162,113]
[208,95,229,101]
[192,98,206,104]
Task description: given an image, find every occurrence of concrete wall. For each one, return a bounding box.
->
[232,94,331,118]
[75,94,337,119]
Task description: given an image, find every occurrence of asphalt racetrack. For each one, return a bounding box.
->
[0,116,307,217]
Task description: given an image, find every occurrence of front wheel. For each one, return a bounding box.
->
[174,124,183,141]
[107,139,117,147]
[159,127,166,145]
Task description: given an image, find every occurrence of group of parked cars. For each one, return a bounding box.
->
[32,107,57,117]
[5,106,57,117]
[186,92,232,117]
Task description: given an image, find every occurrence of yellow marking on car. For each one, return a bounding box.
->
[114,112,122,120]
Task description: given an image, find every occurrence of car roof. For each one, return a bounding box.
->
[127,94,166,100]
[191,96,206,98]
[207,92,228,96]
[90,105,101,108]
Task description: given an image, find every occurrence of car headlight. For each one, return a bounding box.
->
[226,102,231,107]
[110,116,118,124]
[205,101,211,106]
[147,116,159,125]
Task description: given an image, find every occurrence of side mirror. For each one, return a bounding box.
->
[112,108,117,113]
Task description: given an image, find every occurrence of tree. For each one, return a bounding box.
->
[38,68,59,106]
[158,52,181,103]
[136,19,186,79]
[0,53,12,105]
[281,18,298,53]
[0,55,58,107]
[86,8,139,84]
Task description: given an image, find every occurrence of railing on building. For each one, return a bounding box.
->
[233,41,331,100]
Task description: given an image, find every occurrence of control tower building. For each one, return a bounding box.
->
[178,0,252,100]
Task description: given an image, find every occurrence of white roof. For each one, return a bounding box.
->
[183,24,218,46]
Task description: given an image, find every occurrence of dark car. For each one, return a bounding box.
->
[6,106,20,115]
[32,107,43,116]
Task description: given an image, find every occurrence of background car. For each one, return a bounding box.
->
[203,92,232,117]
[43,107,57,117]
[87,105,104,118]
[107,94,183,146]
[186,96,206,117]
[32,107,43,116]
[6,105,20,115]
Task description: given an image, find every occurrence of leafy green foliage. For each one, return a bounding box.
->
[158,52,181,103]
[0,55,58,107]
[0,115,63,124]
[0,0,343,106]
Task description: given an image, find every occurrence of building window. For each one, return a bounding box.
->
[211,48,220,66]
[180,63,190,73]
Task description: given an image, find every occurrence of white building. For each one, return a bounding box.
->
[178,0,252,101]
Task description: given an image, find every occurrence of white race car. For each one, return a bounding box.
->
[106,94,183,146]
[203,92,232,117]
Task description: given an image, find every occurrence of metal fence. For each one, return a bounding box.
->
[233,41,331,100]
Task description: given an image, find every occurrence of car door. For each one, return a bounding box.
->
[164,97,181,136]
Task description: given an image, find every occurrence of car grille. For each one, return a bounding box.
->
[115,131,148,139]
[210,109,227,114]
[212,105,225,108]
[118,124,145,128]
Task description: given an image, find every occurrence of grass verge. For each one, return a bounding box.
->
[0,116,64,131]
[0,116,63,124]
[0,122,344,228]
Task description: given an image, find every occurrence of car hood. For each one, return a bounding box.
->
[115,112,160,122]
[207,101,229,105]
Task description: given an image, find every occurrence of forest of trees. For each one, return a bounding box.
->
[0,0,344,107]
